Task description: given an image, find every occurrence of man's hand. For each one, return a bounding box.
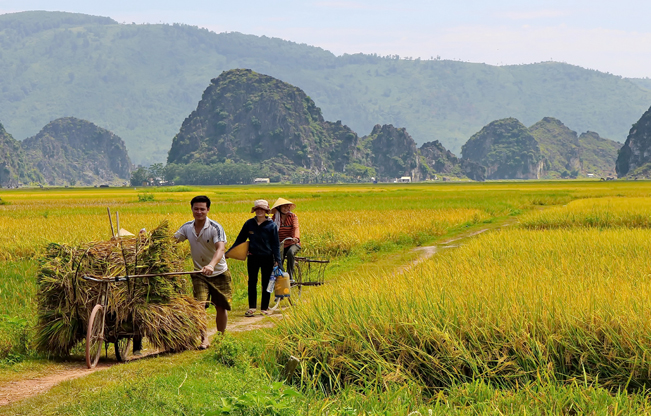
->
[201,264,215,275]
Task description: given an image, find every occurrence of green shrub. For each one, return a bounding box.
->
[137,192,155,202]
[213,334,247,367]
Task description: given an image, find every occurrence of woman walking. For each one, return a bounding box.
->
[231,199,281,317]
[271,198,301,281]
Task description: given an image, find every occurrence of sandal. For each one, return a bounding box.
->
[245,309,256,317]
[261,309,272,316]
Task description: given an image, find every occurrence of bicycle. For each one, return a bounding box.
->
[269,238,329,309]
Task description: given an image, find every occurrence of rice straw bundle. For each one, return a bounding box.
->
[35,221,206,355]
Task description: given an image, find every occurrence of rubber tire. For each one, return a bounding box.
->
[115,337,132,362]
[86,304,105,369]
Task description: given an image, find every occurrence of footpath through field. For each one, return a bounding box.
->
[0,213,520,408]
[0,313,277,406]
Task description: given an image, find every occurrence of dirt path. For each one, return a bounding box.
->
[0,312,283,407]
[397,215,518,274]
[0,363,112,407]
[0,216,517,407]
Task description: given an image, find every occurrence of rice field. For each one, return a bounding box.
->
[520,196,651,229]
[271,228,651,391]
[4,180,651,412]
[267,187,651,399]
[0,182,530,360]
[0,186,503,261]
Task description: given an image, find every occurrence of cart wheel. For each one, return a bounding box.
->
[115,337,132,362]
[86,304,105,369]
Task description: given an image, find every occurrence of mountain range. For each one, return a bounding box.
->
[616,105,651,178]
[1,10,650,165]
[0,118,131,186]
[0,69,630,186]
[167,69,620,183]
[462,117,620,180]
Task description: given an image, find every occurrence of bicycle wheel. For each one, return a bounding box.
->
[293,260,303,298]
[86,304,105,369]
[115,336,132,362]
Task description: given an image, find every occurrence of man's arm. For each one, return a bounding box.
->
[173,226,187,243]
[201,241,225,275]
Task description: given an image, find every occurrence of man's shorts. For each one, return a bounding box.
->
[191,270,233,311]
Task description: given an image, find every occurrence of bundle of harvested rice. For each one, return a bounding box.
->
[35,221,206,355]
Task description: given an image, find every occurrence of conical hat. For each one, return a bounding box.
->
[118,228,135,237]
[225,241,249,261]
[271,197,296,213]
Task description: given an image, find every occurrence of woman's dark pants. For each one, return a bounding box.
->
[282,244,301,280]
[247,254,274,310]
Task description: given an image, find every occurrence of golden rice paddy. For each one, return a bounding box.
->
[3,181,651,400]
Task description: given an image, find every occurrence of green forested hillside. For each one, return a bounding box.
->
[631,78,651,92]
[1,11,650,164]
[616,106,651,177]
[529,117,581,177]
[0,122,43,186]
[579,131,620,177]
[166,69,447,184]
[462,118,543,180]
[22,117,132,186]
[167,69,367,179]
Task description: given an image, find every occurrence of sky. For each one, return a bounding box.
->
[1,0,650,78]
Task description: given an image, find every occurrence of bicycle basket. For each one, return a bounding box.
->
[294,257,329,287]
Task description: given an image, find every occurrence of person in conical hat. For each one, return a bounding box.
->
[231,199,281,317]
[271,198,301,281]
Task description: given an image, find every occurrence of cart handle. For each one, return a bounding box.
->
[82,271,200,283]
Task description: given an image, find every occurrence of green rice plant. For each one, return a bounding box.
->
[157,185,196,192]
[137,192,155,202]
[0,260,38,360]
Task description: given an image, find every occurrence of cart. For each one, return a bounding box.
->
[81,208,199,368]
[82,270,196,368]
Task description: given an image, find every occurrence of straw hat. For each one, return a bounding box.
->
[251,199,271,213]
[225,241,249,261]
[117,228,135,237]
[271,197,296,214]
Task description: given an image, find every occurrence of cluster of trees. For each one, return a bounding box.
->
[560,170,580,179]
[129,163,164,186]
[162,163,263,185]
[289,170,375,184]
[130,162,379,186]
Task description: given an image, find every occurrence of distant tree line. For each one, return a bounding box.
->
[130,161,378,186]
[131,162,261,186]
[163,163,261,185]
